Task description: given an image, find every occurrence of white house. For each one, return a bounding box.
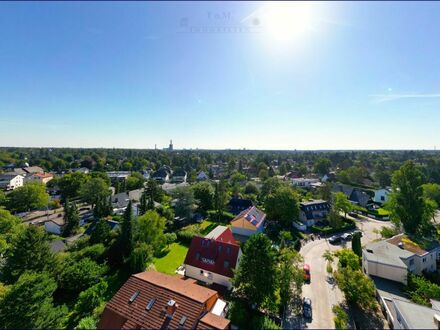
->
[290,178,320,188]
[0,173,24,190]
[44,217,65,235]
[363,234,440,285]
[374,188,391,204]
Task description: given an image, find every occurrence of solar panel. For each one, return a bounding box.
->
[128,290,140,304]
[146,298,156,311]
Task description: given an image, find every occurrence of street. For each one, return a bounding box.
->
[284,216,392,329]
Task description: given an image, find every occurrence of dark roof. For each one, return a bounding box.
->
[173,168,187,177]
[152,167,170,179]
[184,234,240,278]
[98,271,229,330]
[300,200,330,220]
[332,184,371,207]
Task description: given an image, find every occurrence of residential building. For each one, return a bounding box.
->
[197,171,210,181]
[44,217,65,235]
[230,206,266,237]
[98,271,230,330]
[299,199,331,227]
[0,173,24,190]
[70,167,90,174]
[184,226,241,289]
[374,188,391,204]
[332,183,372,208]
[152,166,172,183]
[22,166,44,175]
[363,234,440,285]
[228,198,253,215]
[107,171,131,181]
[25,172,54,184]
[290,177,320,188]
[172,168,187,183]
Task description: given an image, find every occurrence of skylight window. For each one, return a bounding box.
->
[128,290,140,304]
[146,298,156,311]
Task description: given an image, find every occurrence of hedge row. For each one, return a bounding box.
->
[206,210,235,222]
[310,219,356,235]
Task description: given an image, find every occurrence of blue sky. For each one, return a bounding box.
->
[1,1,440,150]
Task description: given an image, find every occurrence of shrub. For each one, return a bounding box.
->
[252,316,282,330]
[176,224,202,244]
[311,219,355,235]
[332,304,348,330]
[380,226,397,238]
[207,210,235,222]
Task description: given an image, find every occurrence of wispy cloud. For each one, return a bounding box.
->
[370,93,440,104]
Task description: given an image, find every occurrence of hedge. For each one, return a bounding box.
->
[207,210,235,222]
[311,219,356,235]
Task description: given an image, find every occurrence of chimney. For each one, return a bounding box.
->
[166,299,178,318]
[433,314,440,329]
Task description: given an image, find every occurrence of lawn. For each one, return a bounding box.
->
[377,208,390,216]
[200,219,230,235]
[153,242,189,275]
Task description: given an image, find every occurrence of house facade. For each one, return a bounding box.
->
[374,188,391,204]
[290,178,320,188]
[0,173,24,190]
[171,168,187,183]
[299,200,331,227]
[184,226,241,289]
[363,234,440,285]
[230,206,266,237]
[25,172,54,184]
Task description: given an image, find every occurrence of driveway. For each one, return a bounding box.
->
[284,217,393,329]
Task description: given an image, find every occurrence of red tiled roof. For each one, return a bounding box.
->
[98,271,229,330]
[199,312,230,329]
[33,173,53,178]
[184,235,240,278]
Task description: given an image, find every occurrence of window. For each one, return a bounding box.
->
[128,290,140,304]
[196,252,201,260]
[226,247,231,254]
[409,259,414,266]
[224,261,230,268]
[423,257,426,263]
[218,245,222,253]
[146,298,156,311]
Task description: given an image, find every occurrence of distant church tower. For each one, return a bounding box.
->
[169,140,173,151]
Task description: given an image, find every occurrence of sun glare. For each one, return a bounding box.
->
[259,1,314,44]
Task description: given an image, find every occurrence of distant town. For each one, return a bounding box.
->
[1,146,440,329]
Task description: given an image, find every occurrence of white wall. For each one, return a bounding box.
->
[363,253,408,284]
[185,264,233,289]
[374,189,389,204]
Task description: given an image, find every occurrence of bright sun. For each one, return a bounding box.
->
[258,1,314,43]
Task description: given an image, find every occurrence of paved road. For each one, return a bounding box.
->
[285,216,392,329]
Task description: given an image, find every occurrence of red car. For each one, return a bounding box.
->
[303,264,311,283]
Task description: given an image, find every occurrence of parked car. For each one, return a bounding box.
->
[303,297,312,319]
[341,233,352,241]
[348,211,359,218]
[303,264,311,283]
[329,235,341,244]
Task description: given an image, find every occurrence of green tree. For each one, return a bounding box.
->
[145,179,163,204]
[58,172,89,202]
[89,218,112,245]
[80,177,110,209]
[335,267,376,310]
[139,190,148,215]
[165,232,177,247]
[172,186,196,220]
[192,181,214,212]
[72,280,108,325]
[352,231,362,258]
[129,242,154,273]
[2,225,55,284]
[120,201,134,259]
[278,248,304,314]
[76,316,97,330]
[422,183,440,207]
[260,177,282,202]
[126,172,145,191]
[214,179,229,220]
[62,199,80,237]
[58,257,107,294]
[333,192,353,218]
[332,304,349,330]
[388,161,428,234]
[233,233,278,309]
[314,157,332,175]
[335,248,361,270]
[93,194,112,218]
[137,210,166,252]
[7,181,49,213]
[0,208,24,255]
[0,272,67,329]
[264,186,300,229]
